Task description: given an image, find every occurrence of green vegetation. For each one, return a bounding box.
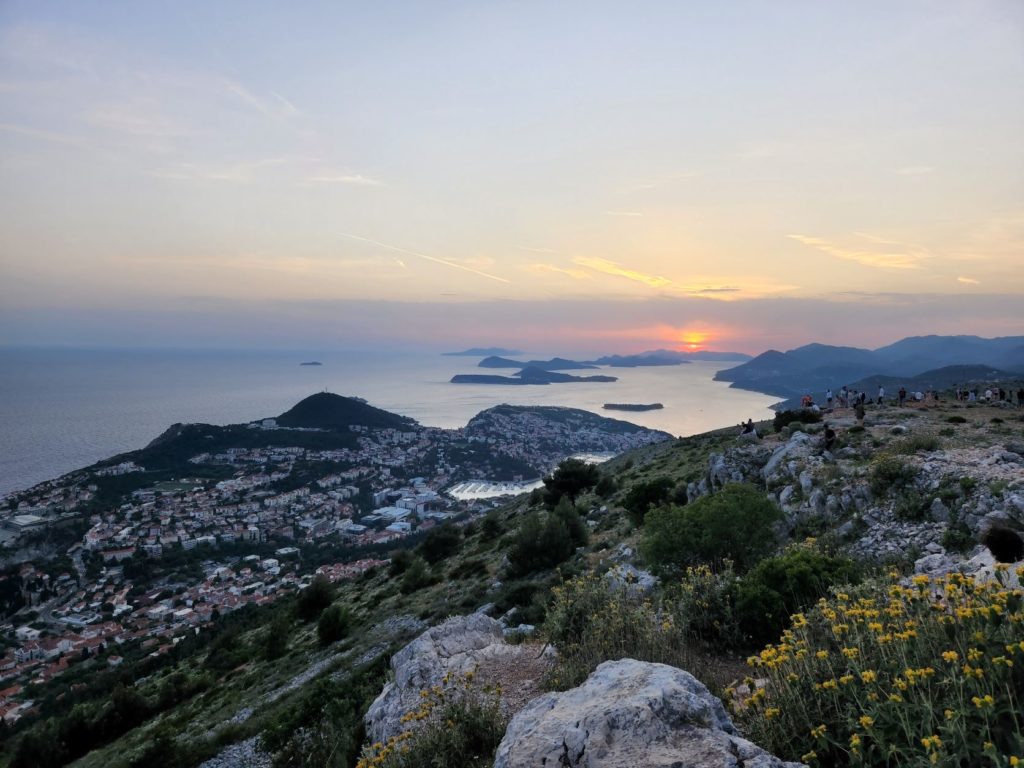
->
[774,409,823,432]
[641,483,783,572]
[296,575,336,621]
[740,568,1024,767]
[623,476,675,526]
[318,605,353,646]
[541,457,600,506]
[868,456,917,497]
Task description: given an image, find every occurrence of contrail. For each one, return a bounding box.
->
[338,232,510,284]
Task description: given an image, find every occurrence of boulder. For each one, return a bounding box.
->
[604,563,659,595]
[493,659,804,768]
[364,614,553,744]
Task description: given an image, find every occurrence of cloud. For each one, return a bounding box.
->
[222,79,298,122]
[572,257,673,288]
[788,233,931,270]
[518,246,560,254]
[0,121,93,149]
[526,263,593,280]
[307,173,383,186]
[957,276,980,285]
[604,210,644,217]
[337,232,511,284]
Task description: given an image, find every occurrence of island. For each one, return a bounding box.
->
[442,347,523,356]
[603,403,664,411]
[299,361,323,366]
[478,355,597,370]
[451,367,618,385]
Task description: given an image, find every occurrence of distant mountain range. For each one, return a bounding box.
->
[442,347,522,356]
[716,335,1024,399]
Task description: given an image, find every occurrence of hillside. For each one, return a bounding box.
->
[274,392,418,431]
[717,334,1024,398]
[2,392,1022,768]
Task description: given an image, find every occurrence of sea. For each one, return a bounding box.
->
[0,347,779,498]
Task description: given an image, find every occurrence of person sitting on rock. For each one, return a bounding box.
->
[823,423,836,452]
[854,401,865,426]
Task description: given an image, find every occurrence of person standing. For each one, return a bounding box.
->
[826,388,833,409]
[877,385,885,405]
[898,387,906,407]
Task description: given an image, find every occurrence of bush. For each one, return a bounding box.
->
[641,483,783,573]
[543,570,706,691]
[389,548,415,577]
[418,524,462,564]
[399,556,435,594]
[296,575,336,621]
[507,511,575,577]
[892,434,941,455]
[623,477,676,527]
[774,409,822,432]
[868,457,916,497]
[479,512,503,540]
[552,496,588,547]
[317,605,352,646]
[739,568,1024,767]
[735,546,859,647]
[356,675,506,768]
[263,610,292,660]
[542,458,600,506]
[946,415,968,424]
[941,519,975,554]
[594,475,617,498]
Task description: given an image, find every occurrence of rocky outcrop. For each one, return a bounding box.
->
[364,614,555,744]
[493,659,804,768]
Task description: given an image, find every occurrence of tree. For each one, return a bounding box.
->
[508,512,575,577]
[641,483,783,573]
[296,574,335,621]
[552,496,588,547]
[399,556,434,594]
[623,477,676,526]
[418,523,462,564]
[542,458,600,506]
[317,605,352,646]
[263,611,292,660]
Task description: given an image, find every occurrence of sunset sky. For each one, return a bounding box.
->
[1,1,1022,354]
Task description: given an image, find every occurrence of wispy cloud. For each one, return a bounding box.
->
[337,233,510,284]
[788,233,931,270]
[518,246,560,255]
[957,276,980,285]
[573,257,672,288]
[526,263,593,280]
[605,210,644,217]
[222,79,298,122]
[307,173,383,186]
[0,121,93,149]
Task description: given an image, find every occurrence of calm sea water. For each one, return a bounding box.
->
[0,348,778,497]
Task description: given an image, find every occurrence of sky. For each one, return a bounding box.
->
[1,1,1022,355]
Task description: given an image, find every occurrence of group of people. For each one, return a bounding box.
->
[955,386,1024,407]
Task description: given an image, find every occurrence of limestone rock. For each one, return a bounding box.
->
[493,659,804,768]
[364,614,553,744]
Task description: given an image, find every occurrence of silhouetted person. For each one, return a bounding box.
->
[823,423,836,452]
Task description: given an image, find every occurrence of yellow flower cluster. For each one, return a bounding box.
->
[739,569,1024,767]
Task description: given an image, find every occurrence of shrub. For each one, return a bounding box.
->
[868,457,916,497]
[623,477,676,526]
[774,409,822,432]
[641,483,783,573]
[941,519,975,554]
[507,511,575,577]
[263,610,292,660]
[317,605,352,646]
[542,458,600,506]
[389,548,415,577]
[893,491,929,522]
[552,496,588,547]
[738,568,1024,767]
[735,546,859,647]
[356,674,506,768]
[542,570,706,691]
[399,556,435,594]
[296,575,336,621]
[946,415,968,424]
[594,475,617,498]
[418,524,462,564]
[892,435,941,455]
[479,512,503,540]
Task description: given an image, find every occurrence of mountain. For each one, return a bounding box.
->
[451,367,617,385]
[275,392,418,431]
[442,347,522,356]
[587,349,750,366]
[477,356,597,370]
[715,335,1024,398]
